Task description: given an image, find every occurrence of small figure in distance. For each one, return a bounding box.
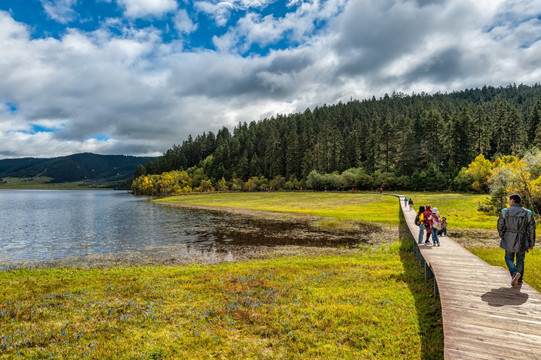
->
[408,198,413,211]
[497,194,536,287]
[404,196,408,208]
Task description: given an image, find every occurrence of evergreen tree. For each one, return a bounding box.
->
[508,106,525,155]
[473,105,491,155]
[529,101,541,145]
[494,102,512,155]
[448,107,472,170]
[285,127,301,179]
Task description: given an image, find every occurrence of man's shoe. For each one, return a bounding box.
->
[512,273,521,286]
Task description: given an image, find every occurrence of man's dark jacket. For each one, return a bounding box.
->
[497,203,536,252]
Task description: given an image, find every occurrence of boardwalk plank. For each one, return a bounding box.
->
[398,196,541,360]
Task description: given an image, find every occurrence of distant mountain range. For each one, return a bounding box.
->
[0,153,155,189]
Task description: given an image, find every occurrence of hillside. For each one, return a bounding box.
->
[139,84,541,191]
[0,153,155,189]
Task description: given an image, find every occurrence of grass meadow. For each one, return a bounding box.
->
[0,247,442,359]
[2,191,523,359]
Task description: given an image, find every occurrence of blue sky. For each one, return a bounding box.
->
[0,0,541,158]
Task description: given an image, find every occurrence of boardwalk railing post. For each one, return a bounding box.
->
[425,263,433,280]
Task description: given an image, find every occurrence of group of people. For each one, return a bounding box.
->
[409,193,536,287]
[416,204,448,247]
[403,196,414,210]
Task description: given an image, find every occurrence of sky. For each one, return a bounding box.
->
[1,0,541,158]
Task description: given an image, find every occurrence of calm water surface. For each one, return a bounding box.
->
[0,190,233,267]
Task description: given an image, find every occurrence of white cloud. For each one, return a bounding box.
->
[41,0,78,24]
[211,0,346,53]
[174,9,197,34]
[195,1,235,26]
[195,0,276,27]
[118,0,177,18]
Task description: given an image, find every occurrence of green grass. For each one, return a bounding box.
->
[158,192,401,224]
[0,248,442,359]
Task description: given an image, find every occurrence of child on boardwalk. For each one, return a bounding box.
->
[437,216,448,236]
[408,198,413,210]
[404,197,408,208]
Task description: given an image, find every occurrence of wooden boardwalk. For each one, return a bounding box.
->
[398,196,541,359]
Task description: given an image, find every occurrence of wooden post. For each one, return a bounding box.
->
[425,263,433,280]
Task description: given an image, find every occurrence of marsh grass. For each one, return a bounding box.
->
[158,192,400,233]
[0,248,443,359]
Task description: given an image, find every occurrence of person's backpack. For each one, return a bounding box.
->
[414,214,421,226]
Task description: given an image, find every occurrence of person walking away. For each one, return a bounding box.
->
[429,208,442,246]
[424,205,433,245]
[408,198,413,210]
[416,206,426,245]
[404,197,408,208]
[437,216,448,236]
[497,194,536,286]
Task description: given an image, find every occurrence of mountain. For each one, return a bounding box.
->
[0,153,155,188]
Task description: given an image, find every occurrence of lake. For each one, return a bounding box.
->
[0,190,365,269]
[0,190,240,268]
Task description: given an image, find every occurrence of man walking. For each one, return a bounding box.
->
[497,194,536,286]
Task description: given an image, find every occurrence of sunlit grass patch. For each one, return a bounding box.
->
[158,192,400,224]
[0,249,443,359]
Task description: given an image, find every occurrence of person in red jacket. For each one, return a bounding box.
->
[423,205,433,245]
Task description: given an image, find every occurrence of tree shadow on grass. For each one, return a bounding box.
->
[397,209,444,360]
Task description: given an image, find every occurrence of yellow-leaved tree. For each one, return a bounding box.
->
[467,154,493,192]
[488,152,541,213]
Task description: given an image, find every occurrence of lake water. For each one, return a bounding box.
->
[0,190,238,268]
